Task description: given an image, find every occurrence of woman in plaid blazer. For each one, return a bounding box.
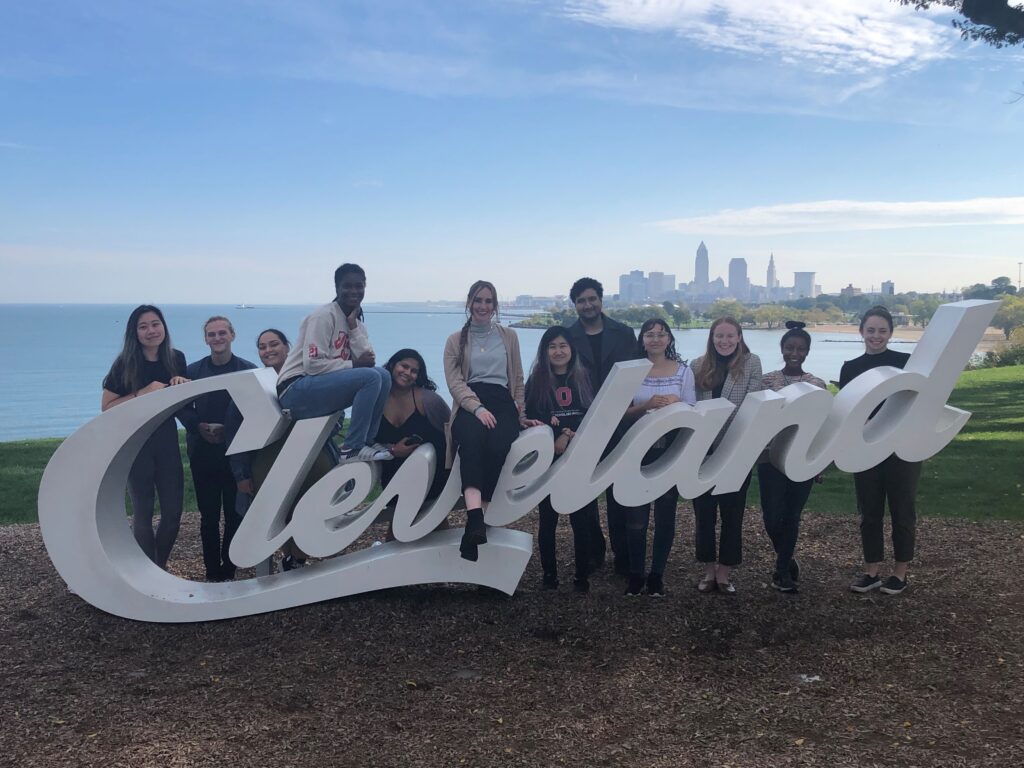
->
[690,317,764,595]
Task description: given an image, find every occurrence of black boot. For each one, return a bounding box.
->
[460,508,487,561]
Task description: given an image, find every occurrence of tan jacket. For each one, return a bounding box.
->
[692,352,764,451]
[442,323,525,467]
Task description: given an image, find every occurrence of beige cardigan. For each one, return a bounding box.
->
[442,323,525,467]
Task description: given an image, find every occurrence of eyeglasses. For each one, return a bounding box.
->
[642,332,669,341]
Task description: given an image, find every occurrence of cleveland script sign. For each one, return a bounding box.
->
[38,300,998,622]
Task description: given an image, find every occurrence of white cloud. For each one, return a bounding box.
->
[562,0,953,74]
[655,197,1024,235]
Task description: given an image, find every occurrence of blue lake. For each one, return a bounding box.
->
[0,303,909,441]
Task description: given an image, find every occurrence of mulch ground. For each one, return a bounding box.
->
[2,506,1023,768]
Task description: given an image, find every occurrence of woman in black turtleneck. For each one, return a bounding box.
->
[690,316,764,595]
[840,305,919,597]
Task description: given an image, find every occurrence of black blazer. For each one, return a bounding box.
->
[568,314,637,390]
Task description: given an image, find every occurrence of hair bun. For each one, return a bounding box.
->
[784,320,806,330]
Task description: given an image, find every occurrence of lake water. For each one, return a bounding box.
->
[0,303,913,441]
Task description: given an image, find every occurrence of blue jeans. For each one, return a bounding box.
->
[279,367,391,451]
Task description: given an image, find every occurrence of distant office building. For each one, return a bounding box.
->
[794,271,817,299]
[647,271,676,300]
[881,280,895,296]
[728,258,749,300]
[766,253,778,290]
[618,270,648,304]
[695,242,709,286]
[840,283,863,298]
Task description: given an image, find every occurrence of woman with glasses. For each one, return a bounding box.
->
[620,318,696,596]
[691,316,764,595]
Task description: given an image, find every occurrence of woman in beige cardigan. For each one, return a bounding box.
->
[443,280,541,561]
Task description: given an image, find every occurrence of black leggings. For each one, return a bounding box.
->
[128,419,184,569]
[451,382,520,502]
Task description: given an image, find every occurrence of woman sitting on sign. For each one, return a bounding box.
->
[101,305,190,569]
[443,280,542,562]
[524,326,598,593]
[620,318,696,597]
[373,348,451,502]
[758,321,826,594]
[691,316,764,595]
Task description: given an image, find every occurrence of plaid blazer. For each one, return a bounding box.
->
[692,352,764,449]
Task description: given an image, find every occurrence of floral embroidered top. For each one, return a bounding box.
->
[761,369,826,392]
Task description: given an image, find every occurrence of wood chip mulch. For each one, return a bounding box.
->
[2,507,1023,768]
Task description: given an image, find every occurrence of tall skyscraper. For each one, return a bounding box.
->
[767,252,778,289]
[794,271,817,299]
[881,280,895,296]
[728,258,749,299]
[695,241,709,286]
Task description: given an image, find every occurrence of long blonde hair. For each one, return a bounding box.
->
[695,316,750,391]
[457,280,499,367]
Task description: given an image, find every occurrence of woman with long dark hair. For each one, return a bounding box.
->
[101,304,189,568]
[375,348,451,501]
[691,316,763,595]
[620,318,696,596]
[525,326,599,592]
[444,280,542,561]
[758,321,826,593]
[841,306,919,596]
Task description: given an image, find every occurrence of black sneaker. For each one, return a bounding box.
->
[624,575,645,596]
[542,572,559,590]
[282,554,306,572]
[850,573,882,593]
[646,573,666,597]
[772,571,797,593]
[789,558,801,583]
[879,575,908,595]
[573,577,590,594]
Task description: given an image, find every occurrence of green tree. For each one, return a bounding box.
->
[910,296,942,327]
[898,1,1024,47]
[672,304,692,326]
[754,304,787,329]
[992,276,1018,296]
[707,299,745,320]
[993,295,1024,339]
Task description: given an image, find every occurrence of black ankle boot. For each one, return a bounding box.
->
[460,508,487,561]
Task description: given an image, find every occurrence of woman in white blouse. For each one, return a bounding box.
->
[621,318,696,597]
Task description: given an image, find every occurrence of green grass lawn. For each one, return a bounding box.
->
[3,366,1022,525]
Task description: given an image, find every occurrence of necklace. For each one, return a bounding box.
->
[472,324,494,352]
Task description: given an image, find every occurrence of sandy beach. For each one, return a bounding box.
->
[807,323,1007,354]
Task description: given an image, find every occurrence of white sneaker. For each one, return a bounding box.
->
[339,445,393,463]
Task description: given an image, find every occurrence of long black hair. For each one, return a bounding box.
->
[257,327,290,347]
[104,304,181,394]
[384,348,437,391]
[525,326,594,415]
[637,318,682,362]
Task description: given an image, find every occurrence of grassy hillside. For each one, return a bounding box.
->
[3,366,1021,524]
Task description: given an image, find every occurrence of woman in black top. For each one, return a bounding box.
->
[375,349,451,501]
[101,305,189,569]
[525,326,598,592]
[840,306,918,596]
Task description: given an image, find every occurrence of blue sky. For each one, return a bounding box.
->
[2,0,1022,303]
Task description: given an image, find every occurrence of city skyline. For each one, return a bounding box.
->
[2,2,1022,304]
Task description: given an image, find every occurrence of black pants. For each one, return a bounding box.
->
[854,455,921,563]
[190,442,240,578]
[694,472,752,567]
[625,443,679,577]
[128,419,184,569]
[758,462,813,575]
[538,497,599,581]
[451,383,520,502]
